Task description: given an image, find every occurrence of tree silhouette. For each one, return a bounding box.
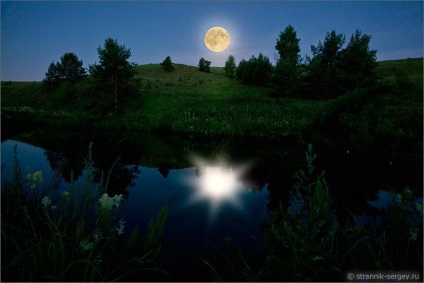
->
[338,29,378,91]
[307,30,346,98]
[60,52,86,82]
[158,167,170,178]
[236,53,272,86]
[224,55,236,78]
[198,57,211,72]
[274,25,301,96]
[161,56,175,72]
[43,61,62,87]
[43,52,86,86]
[88,38,138,114]
[44,151,84,183]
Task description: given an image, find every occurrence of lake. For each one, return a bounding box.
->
[1,128,422,280]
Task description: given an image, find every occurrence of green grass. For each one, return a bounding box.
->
[87,63,325,136]
[376,57,423,88]
[1,58,422,143]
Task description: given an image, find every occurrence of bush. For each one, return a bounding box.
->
[198,57,211,72]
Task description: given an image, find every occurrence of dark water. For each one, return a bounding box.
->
[1,129,422,280]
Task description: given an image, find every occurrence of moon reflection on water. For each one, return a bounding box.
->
[185,156,250,218]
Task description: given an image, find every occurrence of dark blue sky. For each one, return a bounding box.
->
[1,1,423,81]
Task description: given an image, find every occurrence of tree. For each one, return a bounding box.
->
[307,30,346,98]
[43,52,86,86]
[198,57,211,72]
[43,61,62,86]
[59,52,86,82]
[236,58,248,82]
[224,55,236,78]
[338,29,378,90]
[274,25,301,95]
[88,38,138,114]
[236,53,272,86]
[161,56,175,72]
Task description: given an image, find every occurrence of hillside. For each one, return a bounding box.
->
[375,57,423,88]
[106,63,320,136]
[2,58,422,104]
[1,58,422,150]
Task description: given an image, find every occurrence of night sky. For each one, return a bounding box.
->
[1,1,423,81]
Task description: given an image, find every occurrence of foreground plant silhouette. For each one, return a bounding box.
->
[259,144,340,281]
[259,144,423,281]
[215,144,422,282]
[1,143,168,282]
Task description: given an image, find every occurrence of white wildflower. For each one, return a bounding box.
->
[116,219,126,235]
[98,193,123,211]
[32,171,43,183]
[27,171,43,188]
[94,256,103,265]
[41,196,51,208]
[79,238,94,252]
[93,229,102,241]
[410,227,420,241]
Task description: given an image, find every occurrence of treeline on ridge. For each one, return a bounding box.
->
[43,25,378,114]
[232,26,378,99]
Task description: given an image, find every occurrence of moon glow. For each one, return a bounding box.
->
[204,27,230,52]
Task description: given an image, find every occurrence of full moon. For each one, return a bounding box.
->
[204,27,230,52]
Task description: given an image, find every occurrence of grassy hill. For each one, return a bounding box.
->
[1,58,422,150]
[376,57,423,88]
[123,63,324,136]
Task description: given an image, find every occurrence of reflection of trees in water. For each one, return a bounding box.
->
[238,163,292,210]
[266,171,293,212]
[44,149,140,199]
[88,140,143,198]
[240,165,267,193]
[158,167,170,178]
[31,131,422,223]
[44,151,84,182]
[238,158,386,221]
[316,153,386,219]
[93,161,140,199]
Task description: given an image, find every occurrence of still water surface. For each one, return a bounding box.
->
[1,130,422,280]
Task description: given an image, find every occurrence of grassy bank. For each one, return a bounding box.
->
[1,58,422,145]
